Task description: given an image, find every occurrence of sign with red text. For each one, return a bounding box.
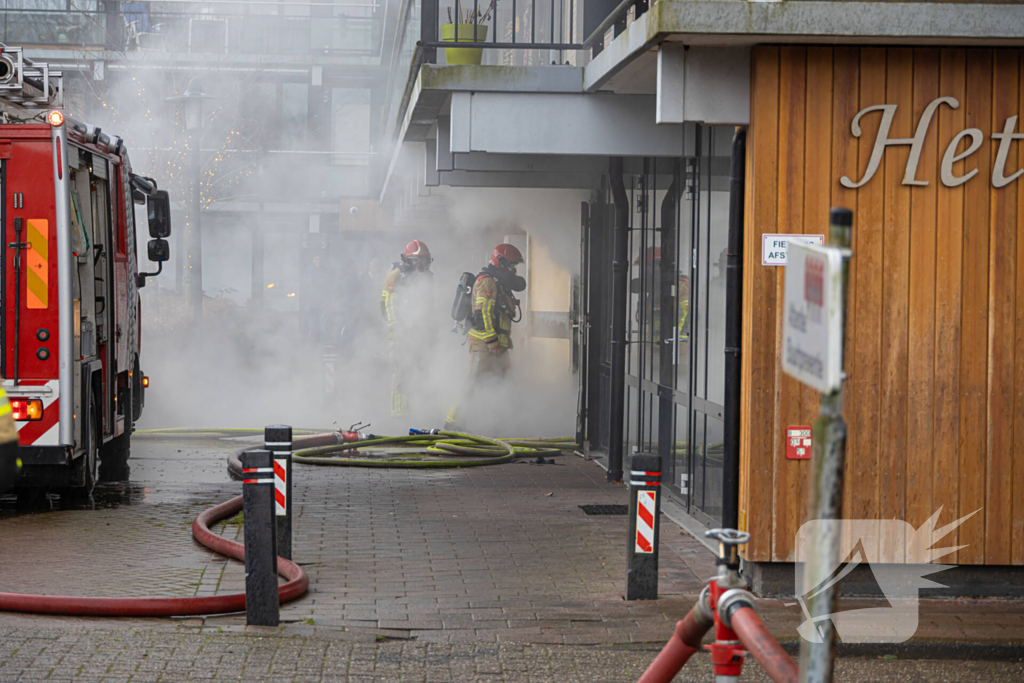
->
[787,426,812,460]
[782,241,845,393]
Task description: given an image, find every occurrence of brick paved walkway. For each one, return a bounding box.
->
[0,434,715,643]
[1,432,1023,682]
[277,452,712,645]
[1,626,1022,683]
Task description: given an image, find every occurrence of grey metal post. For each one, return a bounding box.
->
[189,124,203,331]
[265,425,293,561]
[420,0,437,63]
[722,128,747,530]
[240,449,279,627]
[657,164,680,478]
[626,453,661,600]
[607,157,629,483]
[251,224,264,311]
[798,207,853,683]
[323,346,336,395]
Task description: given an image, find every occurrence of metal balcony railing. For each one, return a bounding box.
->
[0,10,107,47]
[419,0,583,54]
[0,8,381,56]
[135,12,380,56]
[582,0,647,56]
[380,0,589,178]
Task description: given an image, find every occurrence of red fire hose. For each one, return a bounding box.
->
[227,432,344,479]
[730,606,798,683]
[0,495,308,617]
[637,606,714,683]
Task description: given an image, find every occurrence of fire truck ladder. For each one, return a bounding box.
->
[0,44,64,110]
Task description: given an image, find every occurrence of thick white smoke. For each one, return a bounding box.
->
[81,62,586,441]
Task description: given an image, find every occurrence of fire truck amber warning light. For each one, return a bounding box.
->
[142,375,150,388]
[46,110,63,127]
[11,399,43,421]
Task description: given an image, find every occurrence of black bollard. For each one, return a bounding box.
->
[626,453,662,600]
[241,449,279,626]
[265,425,293,561]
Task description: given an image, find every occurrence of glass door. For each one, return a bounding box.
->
[682,124,734,527]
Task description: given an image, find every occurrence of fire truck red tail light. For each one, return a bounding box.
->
[46,110,64,127]
[11,399,43,421]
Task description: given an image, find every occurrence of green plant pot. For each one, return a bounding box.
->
[441,23,488,65]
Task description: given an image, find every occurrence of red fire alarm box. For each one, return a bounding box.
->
[786,426,812,460]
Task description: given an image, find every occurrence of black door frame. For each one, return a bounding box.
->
[577,125,745,529]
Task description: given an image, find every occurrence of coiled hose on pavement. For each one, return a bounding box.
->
[226,430,576,476]
[0,494,308,617]
[0,429,571,618]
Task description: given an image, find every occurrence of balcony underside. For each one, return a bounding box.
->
[585,0,1024,93]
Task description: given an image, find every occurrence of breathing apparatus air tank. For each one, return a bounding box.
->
[451,271,475,324]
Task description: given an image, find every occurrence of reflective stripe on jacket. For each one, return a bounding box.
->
[380,268,401,328]
[469,274,514,349]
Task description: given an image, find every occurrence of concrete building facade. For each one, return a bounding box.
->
[379,0,1024,592]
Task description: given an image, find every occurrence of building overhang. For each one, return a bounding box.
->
[585,0,1024,93]
[381,64,693,202]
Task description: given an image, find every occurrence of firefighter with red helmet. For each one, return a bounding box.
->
[445,243,526,429]
[381,240,435,416]
[469,243,525,356]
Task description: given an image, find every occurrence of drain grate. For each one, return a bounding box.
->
[579,504,628,516]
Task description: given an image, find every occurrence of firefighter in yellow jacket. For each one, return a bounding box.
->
[445,244,526,429]
[630,247,690,342]
[381,240,434,416]
[0,381,21,495]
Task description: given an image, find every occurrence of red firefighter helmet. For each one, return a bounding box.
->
[490,243,524,269]
[402,239,432,268]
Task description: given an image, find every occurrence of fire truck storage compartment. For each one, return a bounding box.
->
[78,153,118,440]
[3,133,59,386]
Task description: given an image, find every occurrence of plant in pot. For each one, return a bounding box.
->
[441,1,494,65]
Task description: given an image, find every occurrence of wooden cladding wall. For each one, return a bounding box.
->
[741,46,1024,565]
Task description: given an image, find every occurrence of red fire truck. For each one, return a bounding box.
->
[1,46,170,499]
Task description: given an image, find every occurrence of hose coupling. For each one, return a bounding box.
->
[338,431,375,443]
[695,584,715,627]
[409,428,440,435]
[716,588,757,630]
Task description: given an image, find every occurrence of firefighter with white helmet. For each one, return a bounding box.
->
[445,243,526,429]
[381,240,434,416]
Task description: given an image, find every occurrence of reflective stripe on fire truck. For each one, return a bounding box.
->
[25,219,49,309]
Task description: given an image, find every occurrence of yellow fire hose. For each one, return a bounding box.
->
[291,432,575,468]
[136,429,576,470]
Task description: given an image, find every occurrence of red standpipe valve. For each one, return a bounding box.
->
[336,421,374,443]
[705,578,748,677]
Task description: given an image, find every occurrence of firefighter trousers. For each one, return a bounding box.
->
[444,346,511,429]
